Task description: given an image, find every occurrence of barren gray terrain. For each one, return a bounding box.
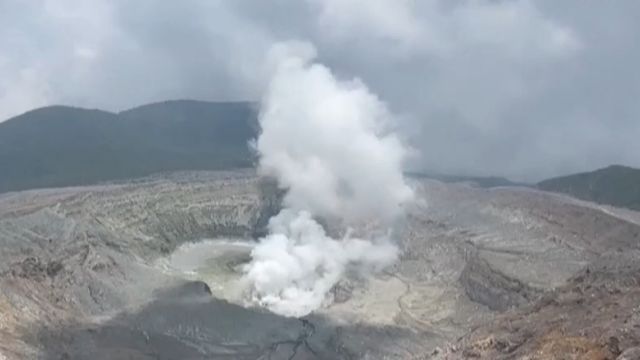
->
[1,170,639,359]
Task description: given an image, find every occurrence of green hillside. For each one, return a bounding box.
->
[538,165,640,210]
[0,100,257,193]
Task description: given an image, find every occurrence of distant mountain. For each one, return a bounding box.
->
[538,165,640,210]
[0,100,257,193]
[406,171,525,188]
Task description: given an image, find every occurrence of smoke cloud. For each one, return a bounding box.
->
[243,41,412,317]
[244,209,398,316]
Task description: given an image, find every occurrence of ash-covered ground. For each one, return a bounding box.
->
[1,170,639,359]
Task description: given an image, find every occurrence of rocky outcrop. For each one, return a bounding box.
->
[459,254,541,311]
[438,251,640,359]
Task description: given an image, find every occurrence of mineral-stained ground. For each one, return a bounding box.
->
[1,170,639,359]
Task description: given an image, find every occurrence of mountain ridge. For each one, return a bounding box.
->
[537,164,640,210]
[0,100,257,193]
[3,101,639,210]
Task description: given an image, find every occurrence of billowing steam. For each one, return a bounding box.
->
[243,41,413,317]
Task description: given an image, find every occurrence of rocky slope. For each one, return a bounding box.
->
[0,171,639,359]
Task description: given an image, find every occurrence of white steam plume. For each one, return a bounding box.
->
[243,41,413,317]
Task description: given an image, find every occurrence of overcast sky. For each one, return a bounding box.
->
[1,0,639,181]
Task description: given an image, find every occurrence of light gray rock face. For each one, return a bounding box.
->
[0,171,277,265]
[1,171,639,359]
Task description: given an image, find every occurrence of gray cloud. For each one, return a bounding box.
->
[1,0,638,180]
